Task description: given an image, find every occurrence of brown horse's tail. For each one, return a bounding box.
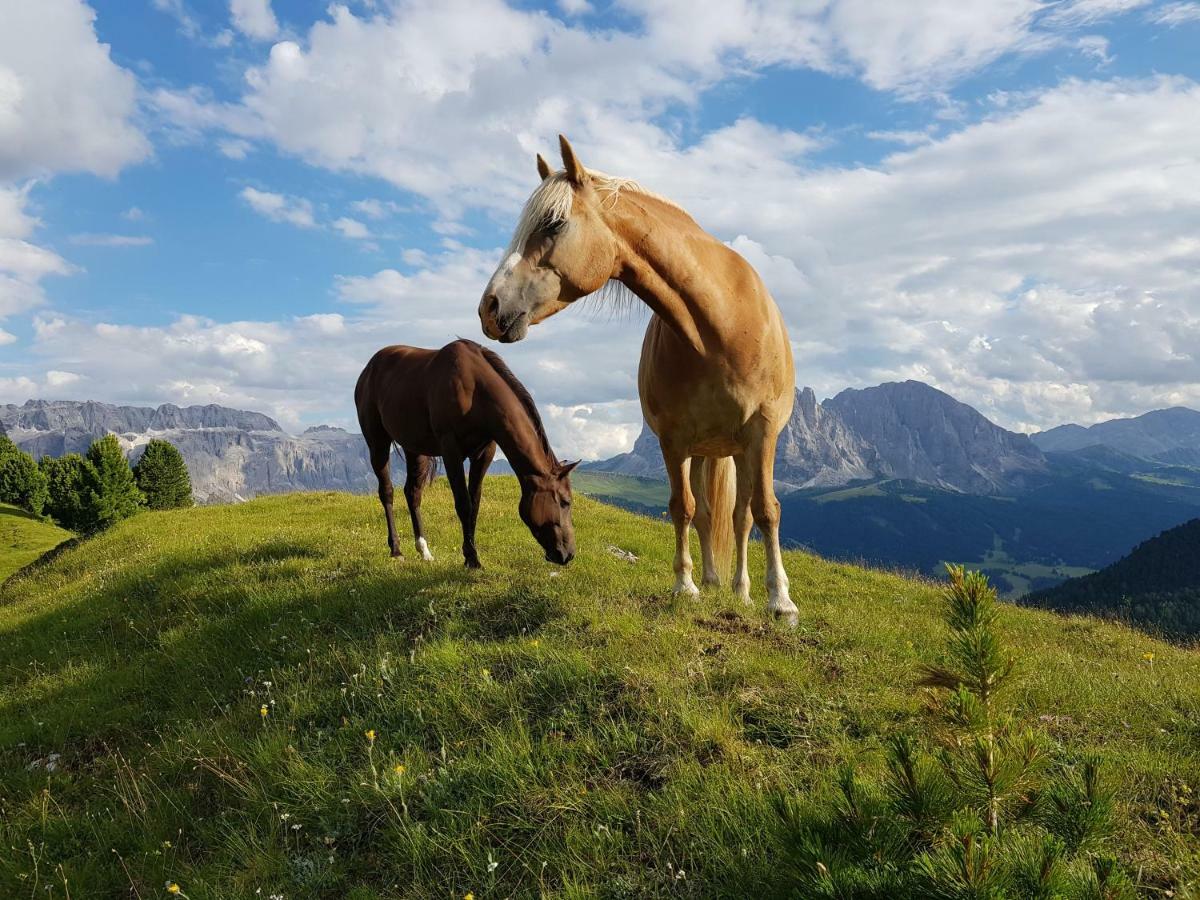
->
[701,456,735,584]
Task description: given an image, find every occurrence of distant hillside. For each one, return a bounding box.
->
[1023,518,1200,638]
[0,503,71,581]
[1033,407,1200,461]
[1,486,1197,894]
[0,399,375,503]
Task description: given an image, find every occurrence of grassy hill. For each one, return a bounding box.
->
[1,481,1198,897]
[0,502,72,582]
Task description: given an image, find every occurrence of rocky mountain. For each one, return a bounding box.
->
[824,381,1046,494]
[0,400,375,504]
[1032,407,1200,464]
[589,381,1045,494]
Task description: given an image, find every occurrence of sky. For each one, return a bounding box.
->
[1,0,1198,460]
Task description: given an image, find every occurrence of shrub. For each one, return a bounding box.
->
[0,436,49,516]
[133,439,193,510]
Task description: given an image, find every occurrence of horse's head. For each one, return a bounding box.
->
[518,460,578,565]
[480,136,617,343]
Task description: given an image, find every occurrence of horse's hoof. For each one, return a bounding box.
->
[389,549,403,559]
[701,575,721,589]
[464,559,483,570]
[672,578,700,598]
[416,538,434,561]
[771,607,799,629]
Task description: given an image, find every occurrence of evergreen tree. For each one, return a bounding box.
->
[40,453,95,532]
[82,434,143,532]
[0,436,49,516]
[133,439,193,510]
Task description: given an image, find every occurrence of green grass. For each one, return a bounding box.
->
[0,502,72,582]
[1,481,1197,898]
[572,472,669,515]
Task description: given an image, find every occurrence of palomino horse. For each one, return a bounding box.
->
[480,137,798,625]
[354,339,577,569]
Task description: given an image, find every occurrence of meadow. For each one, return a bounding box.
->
[1,481,1197,897]
[0,502,71,582]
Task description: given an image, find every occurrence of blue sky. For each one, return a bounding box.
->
[1,0,1199,459]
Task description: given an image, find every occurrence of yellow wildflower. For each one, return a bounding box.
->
[394,764,406,775]
[1143,652,1155,663]
[481,668,491,679]
[365,729,376,742]
[464,893,475,900]
[529,638,540,648]
[259,704,268,719]
[167,885,181,895]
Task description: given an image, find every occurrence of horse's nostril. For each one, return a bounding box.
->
[485,294,499,319]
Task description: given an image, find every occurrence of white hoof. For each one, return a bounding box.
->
[673,575,700,597]
[416,538,434,562]
[769,592,799,629]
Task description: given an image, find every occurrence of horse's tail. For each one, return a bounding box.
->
[700,456,735,584]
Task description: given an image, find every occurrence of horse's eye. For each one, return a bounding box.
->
[561,499,570,509]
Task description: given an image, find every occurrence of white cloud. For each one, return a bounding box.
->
[121,206,146,222]
[0,327,15,346]
[229,0,279,41]
[0,185,73,319]
[332,217,370,239]
[218,138,254,159]
[239,187,316,228]
[0,0,149,180]
[1151,1,1200,24]
[69,233,154,247]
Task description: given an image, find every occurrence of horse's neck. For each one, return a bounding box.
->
[609,198,735,355]
[487,379,554,480]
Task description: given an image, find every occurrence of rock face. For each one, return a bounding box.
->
[589,381,1047,495]
[0,400,375,504]
[1032,407,1200,462]
[824,381,1046,494]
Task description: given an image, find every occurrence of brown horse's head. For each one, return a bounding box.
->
[480,136,618,343]
[518,460,578,564]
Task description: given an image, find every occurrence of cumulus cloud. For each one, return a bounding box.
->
[332,217,370,240]
[69,233,154,247]
[229,0,279,40]
[239,187,316,228]
[0,0,149,180]
[0,185,73,320]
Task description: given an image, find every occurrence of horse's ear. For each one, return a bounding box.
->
[558,134,588,186]
[536,153,552,181]
[558,459,581,476]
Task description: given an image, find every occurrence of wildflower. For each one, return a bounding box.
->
[529,639,540,648]
[365,729,376,743]
[259,704,269,719]
[166,884,181,895]
[481,668,491,680]
[394,764,406,776]
[464,894,475,900]
[1143,652,1155,662]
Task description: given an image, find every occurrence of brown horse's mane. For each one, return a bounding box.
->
[474,343,557,468]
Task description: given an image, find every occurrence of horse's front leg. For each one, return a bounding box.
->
[747,421,797,626]
[732,454,754,604]
[663,447,698,596]
[441,450,481,569]
[466,442,497,542]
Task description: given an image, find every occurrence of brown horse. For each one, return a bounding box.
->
[480,136,798,625]
[354,339,577,568]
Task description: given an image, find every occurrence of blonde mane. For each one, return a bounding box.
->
[505,169,681,256]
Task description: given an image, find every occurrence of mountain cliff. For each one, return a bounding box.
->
[589,382,1044,494]
[0,400,374,504]
[824,381,1046,494]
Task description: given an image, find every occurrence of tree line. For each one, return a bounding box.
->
[0,434,192,533]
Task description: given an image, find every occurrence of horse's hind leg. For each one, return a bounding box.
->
[404,453,436,561]
[369,438,402,558]
[732,455,754,604]
[690,457,720,587]
[441,448,481,569]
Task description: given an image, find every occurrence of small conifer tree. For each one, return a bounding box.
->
[0,436,49,516]
[39,453,95,532]
[81,434,143,532]
[133,439,193,510]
